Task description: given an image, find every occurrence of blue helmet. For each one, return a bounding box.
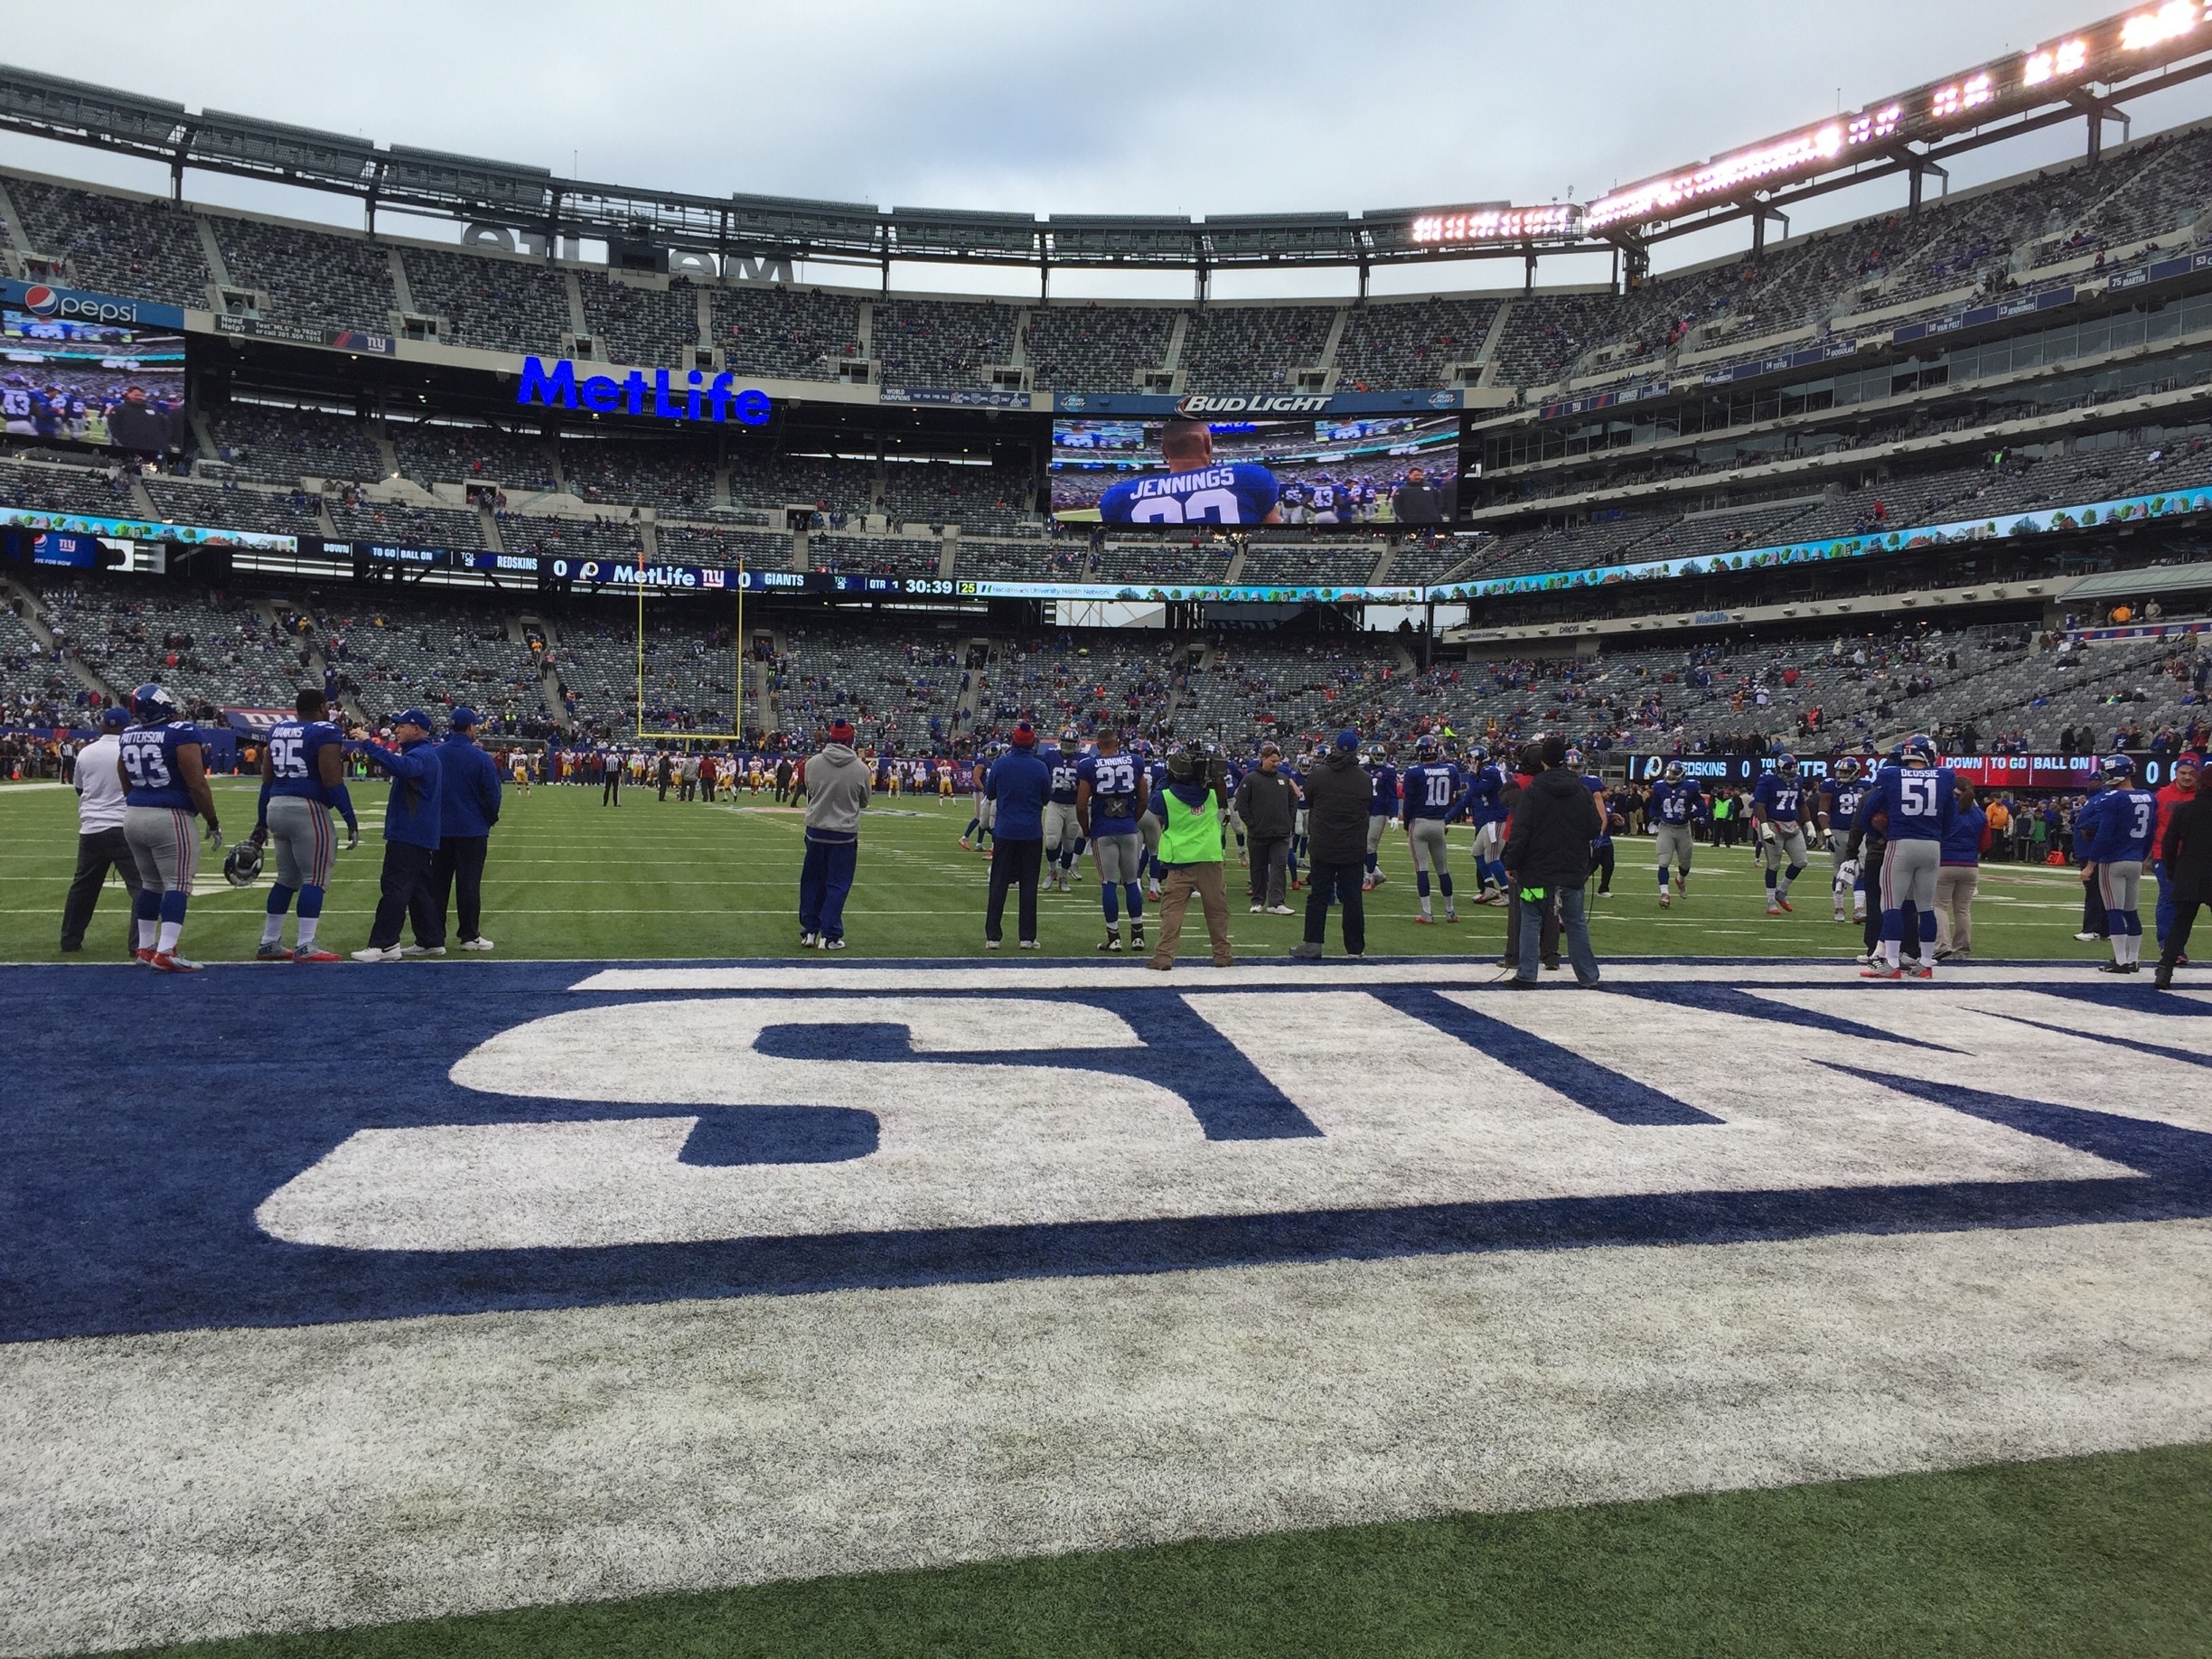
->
[1414,733,1441,760]
[1833,755,1862,783]
[1467,743,1488,766]
[1774,751,1798,777]
[1565,745,1585,770]
[2102,753,2136,783]
[130,683,177,724]
[1901,734,1937,768]
[1663,760,1685,783]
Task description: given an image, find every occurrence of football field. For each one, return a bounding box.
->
[3,780,2210,1659]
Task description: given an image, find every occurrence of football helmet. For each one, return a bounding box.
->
[130,682,177,724]
[1774,752,1799,777]
[2102,754,2136,783]
[1414,734,1441,761]
[1663,761,1685,783]
[1833,756,1862,783]
[1901,735,1938,768]
[221,839,263,888]
[1565,745,1585,771]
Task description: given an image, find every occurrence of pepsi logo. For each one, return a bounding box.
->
[21,284,60,317]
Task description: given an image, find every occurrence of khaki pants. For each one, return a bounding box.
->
[1934,865,1978,954]
[1148,863,1233,968]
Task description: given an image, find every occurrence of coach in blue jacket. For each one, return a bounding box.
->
[983,723,1051,950]
[434,706,503,953]
[349,708,445,962]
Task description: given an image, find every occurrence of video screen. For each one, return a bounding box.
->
[1050,413,1460,526]
[1,309,188,453]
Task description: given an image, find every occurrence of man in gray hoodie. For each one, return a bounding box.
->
[799,718,873,950]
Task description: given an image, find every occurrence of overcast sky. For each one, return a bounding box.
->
[5,0,2208,297]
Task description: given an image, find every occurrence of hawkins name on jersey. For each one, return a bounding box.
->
[1097,462,1279,526]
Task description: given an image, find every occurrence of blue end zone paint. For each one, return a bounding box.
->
[680,1106,879,1166]
[1370,986,1720,1125]
[3,961,2208,1344]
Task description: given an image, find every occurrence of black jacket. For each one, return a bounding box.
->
[1233,767,1298,839]
[1304,748,1372,864]
[2161,792,2212,903]
[1504,765,1602,890]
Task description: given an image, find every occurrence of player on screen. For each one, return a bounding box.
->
[1095,419,1282,527]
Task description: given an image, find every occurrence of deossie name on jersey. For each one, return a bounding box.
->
[1098,463,1278,526]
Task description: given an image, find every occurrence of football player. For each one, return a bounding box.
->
[1850,734,1957,979]
[117,683,221,972]
[1363,746,1398,891]
[1461,745,1509,903]
[1750,752,1812,916]
[1139,742,1170,900]
[1818,755,1871,924]
[1043,730,1084,890]
[1569,747,1614,896]
[2076,755,2158,974]
[249,688,359,961]
[1076,725,1148,952]
[1400,734,1465,923]
[1646,761,1704,907]
[1096,418,1282,526]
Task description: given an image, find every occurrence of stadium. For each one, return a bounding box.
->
[5,4,2212,1654]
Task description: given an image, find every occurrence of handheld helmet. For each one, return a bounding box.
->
[1833,755,1862,783]
[1901,734,1938,768]
[221,839,263,888]
[1774,751,1799,777]
[130,682,177,724]
[2102,753,2136,783]
[1663,761,1685,783]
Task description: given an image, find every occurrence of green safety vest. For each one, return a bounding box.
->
[1157,786,1224,865]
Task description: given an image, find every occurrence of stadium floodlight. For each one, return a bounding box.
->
[1586,1,2212,234]
[633,549,750,746]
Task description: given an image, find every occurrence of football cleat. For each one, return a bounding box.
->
[800,933,819,948]
[1861,964,1903,979]
[135,947,157,964]
[1767,903,1783,916]
[256,942,291,961]
[1660,894,1672,908]
[1100,932,1122,952]
[1776,898,1793,913]
[292,947,342,963]
[1443,910,1459,923]
[1907,964,1935,980]
[148,951,202,973]
[1412,914,1435,925]
[1368,872,1386,889]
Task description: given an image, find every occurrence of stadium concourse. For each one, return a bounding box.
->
[8,9,2212,1654]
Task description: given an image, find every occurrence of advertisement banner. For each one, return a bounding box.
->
[1054,389,1463,417]
[1434,484,2212,601]
[1619,751,2184,791]
[0,504,295,552]
[214,314,398,355]
[880,386,1032,408]
[0,278,186,332]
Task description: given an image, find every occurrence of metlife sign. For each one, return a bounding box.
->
[517,358,771,426]
[1,278,186,331]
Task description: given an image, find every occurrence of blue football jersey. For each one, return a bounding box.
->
[1040,746,1082,804]
[2078,785,2156,863]
[118,719,203,812]
[1368,763,1400,817]
[1649,779,1704,824]
[1401,761,1465,821]
[1752,770,1808,824]
[265,718,343,801]
[1859,764,1955,843]
[1076,750,1143,830]
[1096,462,1280,526]
[1820,777,1869,829]
[1463,762,1507,826]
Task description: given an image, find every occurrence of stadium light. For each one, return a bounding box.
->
[1409,205,1583,246]
[1586,2,2212,234]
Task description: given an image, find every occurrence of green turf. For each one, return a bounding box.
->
[98,1442,2212,1659]
[0,777,2108,963]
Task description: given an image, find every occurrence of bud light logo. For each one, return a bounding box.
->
[21,285,59,318]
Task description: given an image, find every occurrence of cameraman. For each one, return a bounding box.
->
[1144,742,1235,970]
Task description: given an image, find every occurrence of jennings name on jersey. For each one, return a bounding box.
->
[1097,463,1279,526]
